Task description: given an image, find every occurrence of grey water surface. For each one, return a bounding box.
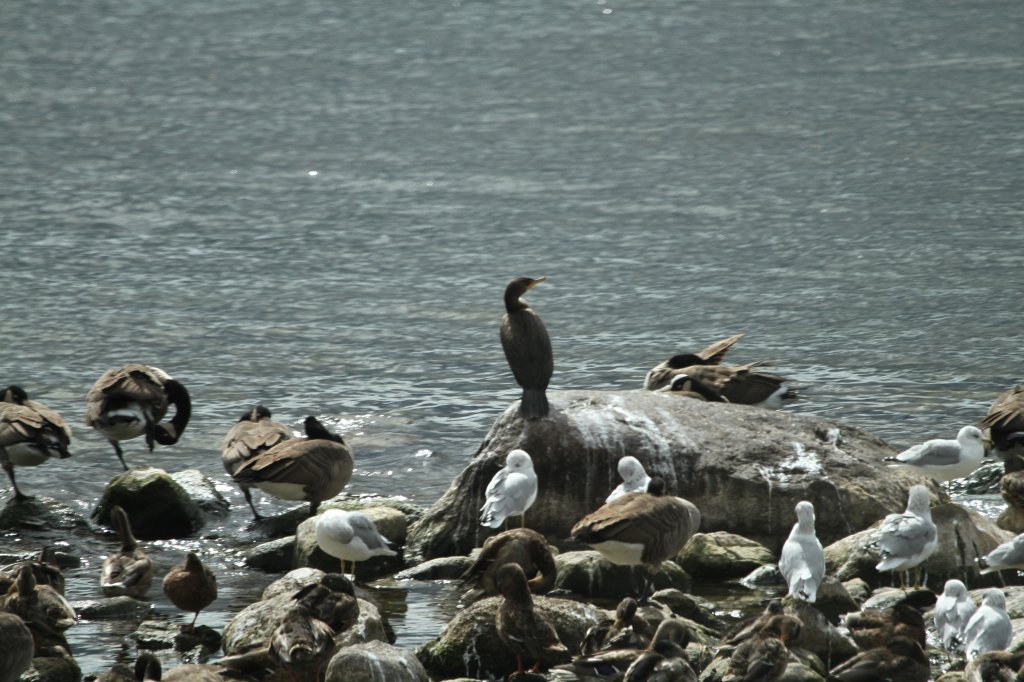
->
[1,0,1022,675]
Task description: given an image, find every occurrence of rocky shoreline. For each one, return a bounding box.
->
[2,389,1021,681]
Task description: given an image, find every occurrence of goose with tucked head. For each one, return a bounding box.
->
[221,404,294,520]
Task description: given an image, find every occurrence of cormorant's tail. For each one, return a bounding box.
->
[521,388,549,420]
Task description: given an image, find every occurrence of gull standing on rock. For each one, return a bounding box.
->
[606,456,652,503]
[934,579,977,654]
[779,500,825,603]
[875,485,938,587]
[480,449,538,529]
[315,508,397,577]
[884,425,988,482]
[980,532,1024,574]
[963,588,1013,661]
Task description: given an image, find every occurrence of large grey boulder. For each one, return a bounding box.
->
[408,390,930,559]
[325,641,429,682]
[552,550,691,597]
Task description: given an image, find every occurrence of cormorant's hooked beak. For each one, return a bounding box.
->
[527,276,547,289]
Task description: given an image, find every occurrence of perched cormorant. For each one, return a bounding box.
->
[500,276,554,420]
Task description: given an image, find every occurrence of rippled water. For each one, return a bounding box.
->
[2,0,1022,675]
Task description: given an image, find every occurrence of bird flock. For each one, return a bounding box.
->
[2,276,1024,681]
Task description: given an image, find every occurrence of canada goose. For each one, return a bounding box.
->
[778,501,824,603]
[0,385,72,501]
[461,527,557,601]
[0,612,33,682]
[100,505,153,599]
[726,614,802,682]
[221,404,294,519]
[659,361,798,408]
[84,364,191,470]
[884,425,988,482]
[580,596,654,655]
[315,508,397,578]
[480,449,538,529]
[828,636,930,682]
[979,384,1024,468]
[161,552,217,628]
[495,563,569,674]
[934,580,976,654]
[570,477,701,600]
[657,374,729,402]
[500,276,554,420]
[874,485,937,588]
[642,333,745,390]
[231,415,352,517]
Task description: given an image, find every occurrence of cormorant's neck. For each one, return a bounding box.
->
[504,288,529,313]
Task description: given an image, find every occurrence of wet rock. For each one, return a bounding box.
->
[0,497,89,532]
[841,578,870,605]
[132,620,178,650]
[325,640,429,682]
[813,577,860,624]
[824,502,1012,589]
[175,624,221,655]
[650,588,728,633]
[394,555,475,581]
[170,469,230,516]
[997,504,1024,534]
[741,563,785,587]
[295,505,407,578]
[70,595,152,620]
[245,536,296,573]
[677,531,775,580]
[407,390,929,559]
[223,569,388,655]
[777,660,827,682]
[416,594,602,680]
[551,550,691,598]
[92,467,203,539]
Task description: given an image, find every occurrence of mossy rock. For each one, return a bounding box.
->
[553,550,691,597]
[92,467,202,539]
[677,532,775,581]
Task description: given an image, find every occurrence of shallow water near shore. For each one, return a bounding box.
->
[2,0,1022,676]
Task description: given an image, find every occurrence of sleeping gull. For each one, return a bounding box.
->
[875,484,938,587]
[980,533,1024,574]
[606,456,652,503]
[315,508,397,577]
[963,588,1012,661]
[480,449,538,529]
[779,500,825,603]
[934,579,976,654]
[884,425,987,482]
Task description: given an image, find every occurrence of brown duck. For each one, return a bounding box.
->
[0,563,77,654]
[495,563,568,674]
[553,618,690,680]
[843,602,926,651]
[221,404,294,520]
[161,552,217,628]
[84,364,191,470]
[0,611,33,682]
[725,614,802,682]
[580,596,654,655]
[570,477,701,600]
[0,385,72,501]
[461,527,557,601]
[231,415,353,516]
[100,505,153,599]
[828,635,930,682]
[0,546,66,596]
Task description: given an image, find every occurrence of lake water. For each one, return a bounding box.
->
[1,0,1022,676]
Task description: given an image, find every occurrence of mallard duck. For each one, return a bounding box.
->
[495,563,568,674]
[315,508,397,578]
[964,649,1024,682]
[723,599,784,646]
[828,635,930,682]
[0,563,77,654]
[269,602,336,681]
[551,619,690,680]
[231,415,352,516]
[844,601,926,651]
[725,614,801,682]
[84,364,191,470]
[0,546,66,596]
[500,276,554,420]
[934,579,977,654]
[480,449,538,529]
[884,425,988,482]
[0,385,72,501]
[461,527,556,601]
[0,612,33,682]
[570,477,701,600]
[291,577,359,635]
[580,597,654,655]
[100,505,153,599]
[221,404,294,520]
[642,333,745,390]
[778,501,824,603]
[161,552,217,628]
[979,385,1024,469]
[623,636,697,682]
